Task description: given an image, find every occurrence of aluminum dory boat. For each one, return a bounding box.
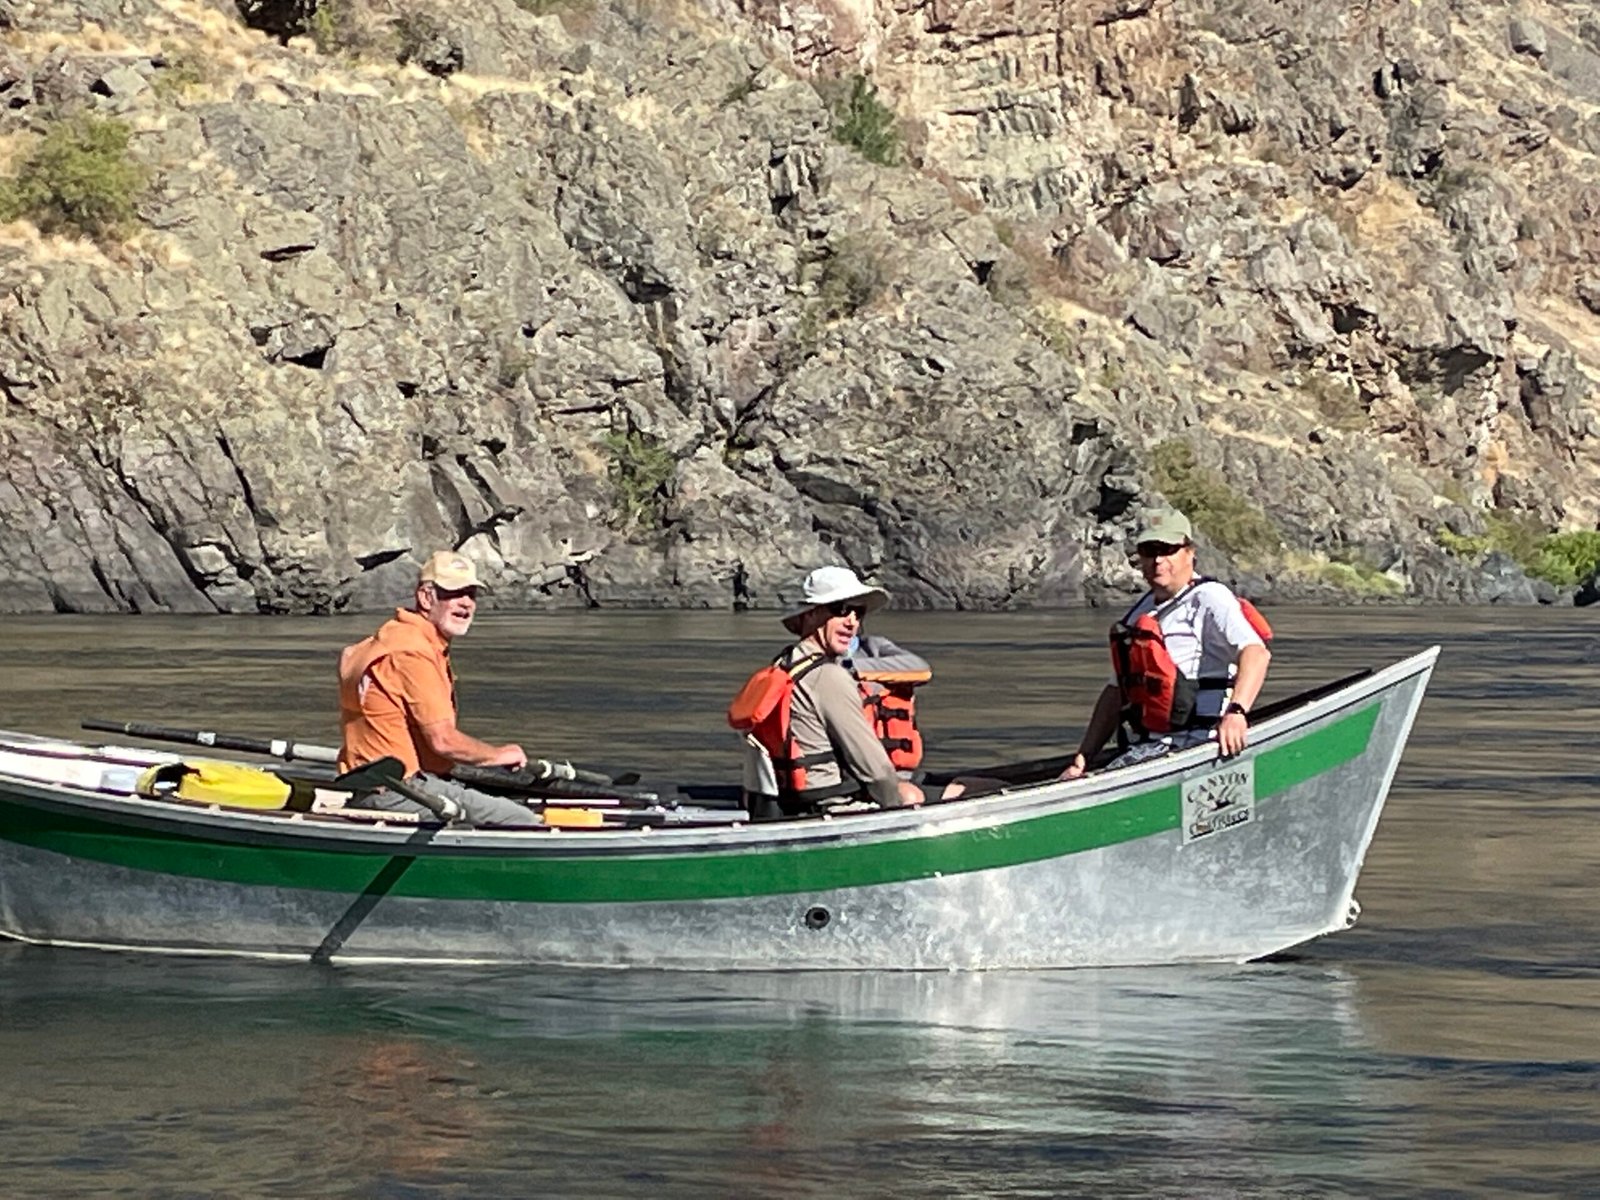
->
[0,647,1437,969]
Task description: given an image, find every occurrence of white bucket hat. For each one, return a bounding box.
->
[781,566,890,634]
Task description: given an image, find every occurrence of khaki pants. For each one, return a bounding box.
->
[353,773,539,827]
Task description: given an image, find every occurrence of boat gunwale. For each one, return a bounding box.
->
[0,646,1440,860]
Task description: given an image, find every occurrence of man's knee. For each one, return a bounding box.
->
[420,776,539,827]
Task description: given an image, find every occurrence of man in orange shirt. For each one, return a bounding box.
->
[337,550,535,826]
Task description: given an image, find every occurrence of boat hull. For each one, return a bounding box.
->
[0,649,1436,969]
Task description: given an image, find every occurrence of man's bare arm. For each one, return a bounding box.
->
[1061,683,1122,779]
[416,719,527,770]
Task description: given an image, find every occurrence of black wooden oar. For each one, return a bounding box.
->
[332,756,464,824]
[82,718,624,788]
[330,759,743,829]
[447,763,665,805]
[82,719,341,764]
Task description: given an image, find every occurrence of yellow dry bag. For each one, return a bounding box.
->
[135,759,292,810]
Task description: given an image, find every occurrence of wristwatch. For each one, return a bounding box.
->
[1224,701,1250,718]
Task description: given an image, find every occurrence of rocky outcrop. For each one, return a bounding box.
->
[0,0,1596,613]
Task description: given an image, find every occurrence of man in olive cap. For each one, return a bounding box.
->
[1062,510,1271,777]
[337,550,534,825]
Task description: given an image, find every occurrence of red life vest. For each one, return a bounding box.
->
[850,635,932,771]
[1109,580,1272,737]
[727,651,862,804]
[861,682,922,769]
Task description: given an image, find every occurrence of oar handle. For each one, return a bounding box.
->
[82,719,340,764]
[526,758,615,786]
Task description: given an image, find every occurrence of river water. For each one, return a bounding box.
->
[1,607,1596,1197]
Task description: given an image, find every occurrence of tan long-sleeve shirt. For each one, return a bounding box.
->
[782,637,901,807]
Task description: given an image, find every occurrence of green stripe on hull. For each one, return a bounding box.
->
[0,705,1379,903]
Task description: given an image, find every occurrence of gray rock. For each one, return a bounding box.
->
[1509,18,1548,58]
[0,0,1593,615]
[91,65,147,99]
[1579,277,1600,314]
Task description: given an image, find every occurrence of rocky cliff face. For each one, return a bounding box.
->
[0,0,1596,613]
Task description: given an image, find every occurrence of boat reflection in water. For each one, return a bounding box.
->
[0,946,1383,1196]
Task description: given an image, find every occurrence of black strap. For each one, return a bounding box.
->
[780,649,829,681]
[1119,579,1206,629]
[773,749,837,770]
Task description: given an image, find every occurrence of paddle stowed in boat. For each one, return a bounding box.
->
[448,763,661,805]
[81,719,628,792]
[330,756,465,825]
[82,719,341,765]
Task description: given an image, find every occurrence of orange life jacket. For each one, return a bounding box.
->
[1109,580,1272,738]
[727,651,863,804]
[850,635,932,771]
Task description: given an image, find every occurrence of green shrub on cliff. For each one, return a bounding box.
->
[1150,441,1281,560]
[0,115,147,239]
[1316,555,1402,597]
[823,75,900,166]
[1531,531,1600,586]
[151,52,208,100]
[1444,522,1600,584]
[602,430,675,528]
[1436,510,1538,566]
[814,236,887,318]
[308,0,366,54]
[1435,515,1600,586]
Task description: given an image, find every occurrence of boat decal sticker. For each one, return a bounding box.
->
[1180,761,1254,845]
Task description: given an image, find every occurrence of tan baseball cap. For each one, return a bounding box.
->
[418,550,485,592]
[1134,510,1193,547]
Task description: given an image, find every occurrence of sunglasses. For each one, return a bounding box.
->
[825,601,869,619]
[1135,541,1190,559]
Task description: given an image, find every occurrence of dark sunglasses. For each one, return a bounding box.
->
[826,601,869,619]
[1135,541,1189,559]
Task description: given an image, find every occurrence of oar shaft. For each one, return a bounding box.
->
[82,719,340,764]
[448,763,661,806]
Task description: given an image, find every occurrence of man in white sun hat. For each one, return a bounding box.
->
[337,549,535,826]
[729,565,925,819]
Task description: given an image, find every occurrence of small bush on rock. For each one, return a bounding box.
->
[1531,531,1600,587]
[151,52,209,99]
[814,236,887,319]
[0,115,147,239]
[602,430,675,528]
[823,75,900,166]
[309,0,365,54]
[1150,440,1281,560]
[1318,555,1402,596]
[1434,512,1600,586]
[1438,510,1540,565]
